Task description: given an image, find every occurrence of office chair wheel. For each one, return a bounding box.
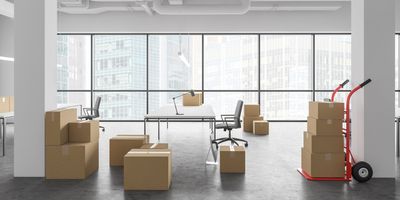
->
[244,142,248,147]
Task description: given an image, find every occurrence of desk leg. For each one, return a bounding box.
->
[2,118,5,157]
[397,118,399,157]
[158,118,160,141]
[167,119,169,129]
[144,118,147,136]
[214,118,216,140]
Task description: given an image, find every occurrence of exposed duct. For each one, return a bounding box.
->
[152,0,250,15]
[0,0,14,18]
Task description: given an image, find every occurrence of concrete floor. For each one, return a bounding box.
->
[0,122,399,200]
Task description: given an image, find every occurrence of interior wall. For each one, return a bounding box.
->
[0,16,14,96]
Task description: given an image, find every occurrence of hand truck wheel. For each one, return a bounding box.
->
[352,161,373,183]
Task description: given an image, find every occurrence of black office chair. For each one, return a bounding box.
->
[212,100,248,147]
[79,96,105,132]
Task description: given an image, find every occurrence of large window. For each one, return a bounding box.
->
[57,33,400,121]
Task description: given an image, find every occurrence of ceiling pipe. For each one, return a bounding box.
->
[152,0,250,15]
[0,0,14,18]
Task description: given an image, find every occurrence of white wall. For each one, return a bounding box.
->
[0,16,14,96]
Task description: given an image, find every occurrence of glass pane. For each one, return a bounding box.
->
[148,92,186,114]
[204,92,258,116]
[94,92,146,120]
[261,92,312,120]
[315,35,351,90]
[149,35,202,90]
[57,92,91,115]
[204,35,258,90]
[94,35,146,90]
[260,35,312,90]
[57,35,91,90]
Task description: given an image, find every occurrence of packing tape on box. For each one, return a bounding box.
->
[51,112,55,122]
[150,143,159,149]
[77,121,83,128]
[324,153,332,161]
[61,146,70,156]
[230,146,235,152]
[329,103,334,108]
[1,97,5,103]
[327,119,332,125]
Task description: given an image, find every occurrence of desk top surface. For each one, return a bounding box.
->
[145,105,216,119]
[0,112,14,118]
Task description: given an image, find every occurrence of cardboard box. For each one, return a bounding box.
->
[309,101,344,120]
[45,142,98,179]
[9,96,14,111]
[303,132,343,153]
[301,148,345,178]
[253,120,269,135]
[0,96,10,112]
[69,120,100,143]
[109,135,149,166]
[243,104,260,116]
[45,108,77,146]
[220,146,245,173]
[182,92,202,106]
[243,116,263,132]
[141,143,169,149]
[307,117,342,136]
[124,149,172,190]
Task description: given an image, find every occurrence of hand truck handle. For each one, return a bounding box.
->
[359,79,372,88]
[341,79,349,87]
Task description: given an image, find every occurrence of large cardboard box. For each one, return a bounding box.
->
[141,143,169,149]
[69,120,100,143]
[303,132,343,153]
[307,117,342,136]
[301,148,344,178]
[243,104,260,116]
[109,135,149,166]
[0,96,10,112]
[45,108,77,146]
[253,120,269,135]
[9,96,14,111]
[182,92,202,106]
[124,149,172,190]
[45,142,98,179]
[309,101,344,120]
[243,116,263,132]
[220,146,245,173]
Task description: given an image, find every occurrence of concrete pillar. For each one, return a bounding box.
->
[14,0,57,177]
[351,0,396,178]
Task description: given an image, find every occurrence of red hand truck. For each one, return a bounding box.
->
[298,79,373,183]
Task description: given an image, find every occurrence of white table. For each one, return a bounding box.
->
[144,105,218,163]
[0,112,14,156]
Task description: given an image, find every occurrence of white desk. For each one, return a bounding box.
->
[144,105,218,163]
[0,112,14,156]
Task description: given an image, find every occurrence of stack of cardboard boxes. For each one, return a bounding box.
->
[182,92,202,106]
[301,101,345,177]
[243,104,263,133]
[0,96,14,112]
[45,108,100,179]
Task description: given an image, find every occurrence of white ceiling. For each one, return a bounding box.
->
[57,0,350,15]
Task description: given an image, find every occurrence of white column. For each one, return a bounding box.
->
[14,0,57,177]
[351,0,395,178]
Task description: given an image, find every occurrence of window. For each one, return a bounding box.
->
[94,92,146,120]
[261,92,311,120]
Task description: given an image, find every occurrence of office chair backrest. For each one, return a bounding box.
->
[234,100,244,128]
[93,96,102,118]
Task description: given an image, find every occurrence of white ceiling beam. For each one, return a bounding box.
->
[0,0,14,18]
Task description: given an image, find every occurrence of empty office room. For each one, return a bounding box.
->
[0,0,399,199]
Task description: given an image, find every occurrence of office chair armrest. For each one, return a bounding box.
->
[220,114,235,121]
[82,108,93,115]
[222,116,236,128]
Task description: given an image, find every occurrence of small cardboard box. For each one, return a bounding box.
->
[301,148,345,178]
[0,96,10,112]
[45,108,77,146]
[109,135,149,166]
[182,92,202,106]
[253,120,269,135]
[45,142,98,179]
[124,149,172,190]
[243,116,263,132]
[8,96,14,111]
[243,104,260,116]
[307,117,342,136]
[303,132,343,153]
[69,120,100,143]
[220,146,245,173]
[141,143,169,149]
[309,101,344,120]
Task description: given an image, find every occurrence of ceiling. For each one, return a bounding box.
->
[57,0,350,15]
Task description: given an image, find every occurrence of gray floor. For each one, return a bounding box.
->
[0,122,399,200]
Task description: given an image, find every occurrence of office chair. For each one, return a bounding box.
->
[79,96,105,132]
[212,100,248,147]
